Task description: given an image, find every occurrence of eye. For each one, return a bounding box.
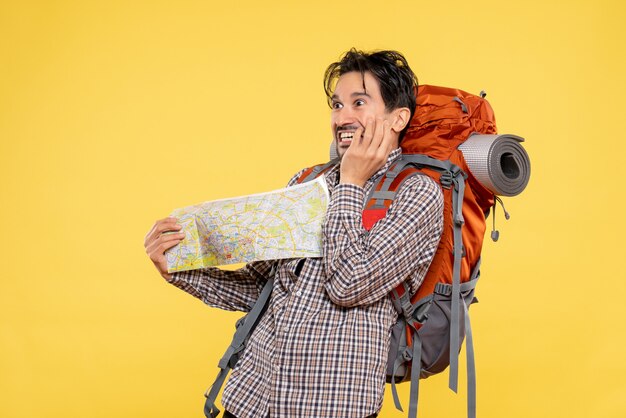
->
[355,99,366,106]
[332,101,343,110]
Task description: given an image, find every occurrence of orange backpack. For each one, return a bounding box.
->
[298,84,500,418]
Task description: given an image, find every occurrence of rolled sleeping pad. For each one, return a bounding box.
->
[458,134,530,197]
[328,133,530,197]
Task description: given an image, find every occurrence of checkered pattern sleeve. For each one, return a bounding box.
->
[166,169,307,312]
[167,261,276,312]
[322,175,444,307]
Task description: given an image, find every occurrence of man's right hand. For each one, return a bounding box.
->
[339,117,394,187]
[144,217,185,281]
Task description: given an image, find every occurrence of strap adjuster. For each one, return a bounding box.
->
[440,171,453,188]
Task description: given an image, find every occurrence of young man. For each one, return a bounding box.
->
[144,49,443,418]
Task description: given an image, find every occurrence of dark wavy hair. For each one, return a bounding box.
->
[323,48,418,141]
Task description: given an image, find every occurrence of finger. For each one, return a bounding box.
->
[152,240,182,269]
[371,117,385,150]
[361,118,374,146]
[161,231,186,242]
[156,217,182,233]
[145,232,185,254]
[157,239,182,256]
[145,218,177,243]
[147,235,185,261]
[148,245,171,275]
[351,126,364,149]
[381,120,393,151]
[377,120,394,157]
[145,218,182,244]
[144,222,159,244]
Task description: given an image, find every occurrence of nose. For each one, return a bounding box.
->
[334,106,358,128]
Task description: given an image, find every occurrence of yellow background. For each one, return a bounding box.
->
[1,0,624,417]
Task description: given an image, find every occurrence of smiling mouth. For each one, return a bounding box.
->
[336,126,359,145]
[338,131,354,145]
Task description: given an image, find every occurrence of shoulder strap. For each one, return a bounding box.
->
[364,154,459,209]
[203,269,276,418]
[297,158,339,184]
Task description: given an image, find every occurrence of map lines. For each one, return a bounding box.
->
[165,178,330,272]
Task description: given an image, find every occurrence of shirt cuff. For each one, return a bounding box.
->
[327,183,365,216]
[167,271,182,284]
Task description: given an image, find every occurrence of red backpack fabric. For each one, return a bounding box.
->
[397,84,497,303]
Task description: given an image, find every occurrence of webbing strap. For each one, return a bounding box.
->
[204,369,227,418]
[448,174,466,394]
[370,191,399,201]
[298,159,338,184]
[433,276,478,297]
[402,154,456,172]
[204,277,275,418]
[471,257,482,281]
[217,278,274,369]
[390,326,408,412]
[374,160,411,207]
[366,154,458,210]
[464,295,477,418]
[391,282,414,317]
[408,330,422,418]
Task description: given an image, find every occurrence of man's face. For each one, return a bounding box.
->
[330,71,391,158]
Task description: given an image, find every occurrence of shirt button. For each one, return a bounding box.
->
[274,365,280,372]
[283,326,289,332]
[295,291,302,297]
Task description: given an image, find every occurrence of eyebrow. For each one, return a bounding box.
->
[331,91,371,101]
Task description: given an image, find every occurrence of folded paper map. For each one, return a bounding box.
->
[165,178,330,272]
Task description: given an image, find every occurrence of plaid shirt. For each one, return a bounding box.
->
[169,148,443,418]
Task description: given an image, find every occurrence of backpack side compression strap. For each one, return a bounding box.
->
[204,276,275,418]
[449,164,466,395]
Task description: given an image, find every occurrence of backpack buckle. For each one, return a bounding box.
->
[440,171,453,189]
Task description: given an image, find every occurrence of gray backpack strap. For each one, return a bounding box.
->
[389,323,408,412]
[388,316,425,418]
[448,164,466,395]
[464,258,480,418]
[434,260,480,418]
[368,159,411,208]
[203,272,275,418]
[464,292,477,418]
[406,295,432,418]
[298,158,339,183]
[402,154,456,172]
[388,283,416,413]
[366,154,455,210]
[389,282,433,418]
[408,330,423,418]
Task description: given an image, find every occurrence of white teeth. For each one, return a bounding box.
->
[339,132,354,140]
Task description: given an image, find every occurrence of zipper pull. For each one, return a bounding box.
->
[491,196,511,242]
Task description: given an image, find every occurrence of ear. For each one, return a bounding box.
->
[390,107,411,134]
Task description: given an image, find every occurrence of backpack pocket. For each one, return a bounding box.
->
[417,288,476,378]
